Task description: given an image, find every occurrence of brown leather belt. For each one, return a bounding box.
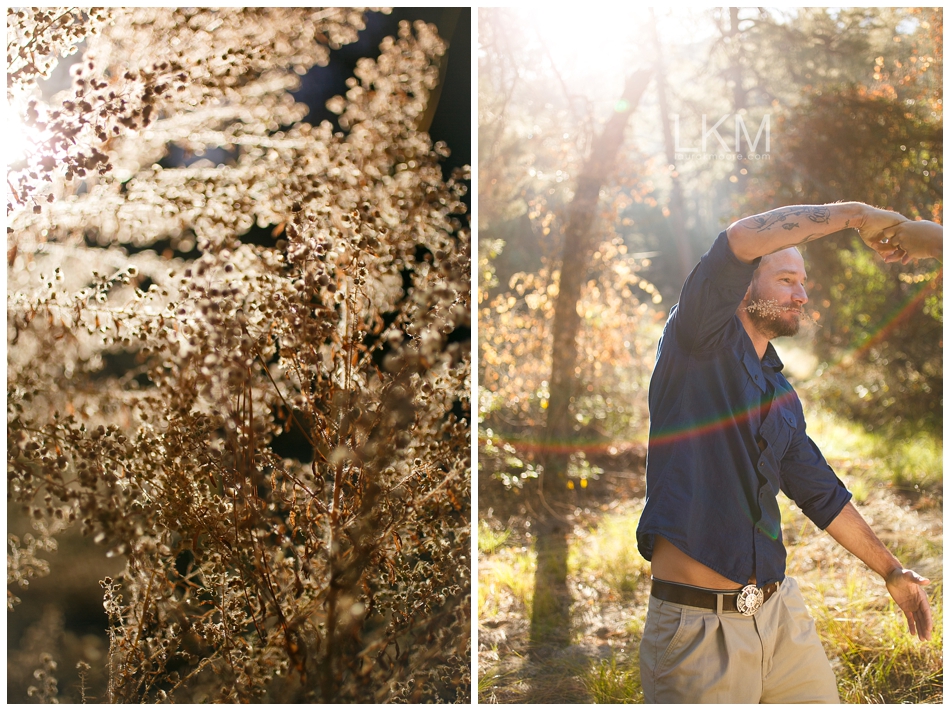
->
[651,577,779,616]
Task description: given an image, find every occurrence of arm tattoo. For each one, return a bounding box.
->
[771,233,823,251]
[751,206,831,233]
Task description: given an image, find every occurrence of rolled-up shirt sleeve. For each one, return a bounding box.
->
[675,231,760,353]
[778,400,852,529]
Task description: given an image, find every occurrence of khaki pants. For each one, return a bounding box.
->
[639,577,839,703]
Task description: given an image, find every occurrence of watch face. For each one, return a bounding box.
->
[737,585,765,616]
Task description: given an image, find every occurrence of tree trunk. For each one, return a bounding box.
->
[529,69,652,655]
[727,7,750,194]
[649,9,695,283]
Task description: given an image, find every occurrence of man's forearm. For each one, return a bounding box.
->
[825,500,933,641]
[824,501,901,580]
[726,202,901,264]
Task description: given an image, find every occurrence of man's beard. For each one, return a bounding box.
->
[744,286,803,339]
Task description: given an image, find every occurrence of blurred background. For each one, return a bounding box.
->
[477,7,941,703]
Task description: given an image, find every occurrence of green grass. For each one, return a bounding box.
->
[583,656,643,704]
[876,433,942,494]
[568,512,650,600]
[479,546,536,619]
[478,520,513,555]
[803,406,943,494]
[848,478,871,504]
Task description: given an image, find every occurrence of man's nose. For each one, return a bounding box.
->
[792,284,808,305]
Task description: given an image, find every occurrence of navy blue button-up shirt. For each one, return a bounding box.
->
[636,231,851,586]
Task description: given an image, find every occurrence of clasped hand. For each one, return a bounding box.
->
[859,208,942,264]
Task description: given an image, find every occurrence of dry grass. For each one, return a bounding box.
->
[784,481,943,704]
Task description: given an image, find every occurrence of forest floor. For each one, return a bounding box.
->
[477,429,943,704]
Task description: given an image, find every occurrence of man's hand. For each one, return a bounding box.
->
[868,220,943,264]
[885,568,933,641]
[825,502,934,642]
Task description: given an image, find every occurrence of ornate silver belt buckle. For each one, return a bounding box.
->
[736,584,764,616]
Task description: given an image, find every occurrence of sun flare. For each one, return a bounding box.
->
[4,97,40,172]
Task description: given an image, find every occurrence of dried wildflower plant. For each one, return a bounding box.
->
[742,299,820,326]
[8,8,470,703]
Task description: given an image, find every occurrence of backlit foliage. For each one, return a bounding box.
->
[8,8,470,703]
[479,237,662,487]
[477,9,663,489]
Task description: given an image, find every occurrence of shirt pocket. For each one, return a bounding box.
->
[770,407,796,461]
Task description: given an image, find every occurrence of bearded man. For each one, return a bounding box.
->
[635,203,934,704]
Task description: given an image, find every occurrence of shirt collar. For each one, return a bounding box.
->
[762,342,785,372]
[735,317,785,373]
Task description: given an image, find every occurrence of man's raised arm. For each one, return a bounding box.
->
[726,202,909,264]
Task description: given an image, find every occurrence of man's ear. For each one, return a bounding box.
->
[741,284,752,304]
